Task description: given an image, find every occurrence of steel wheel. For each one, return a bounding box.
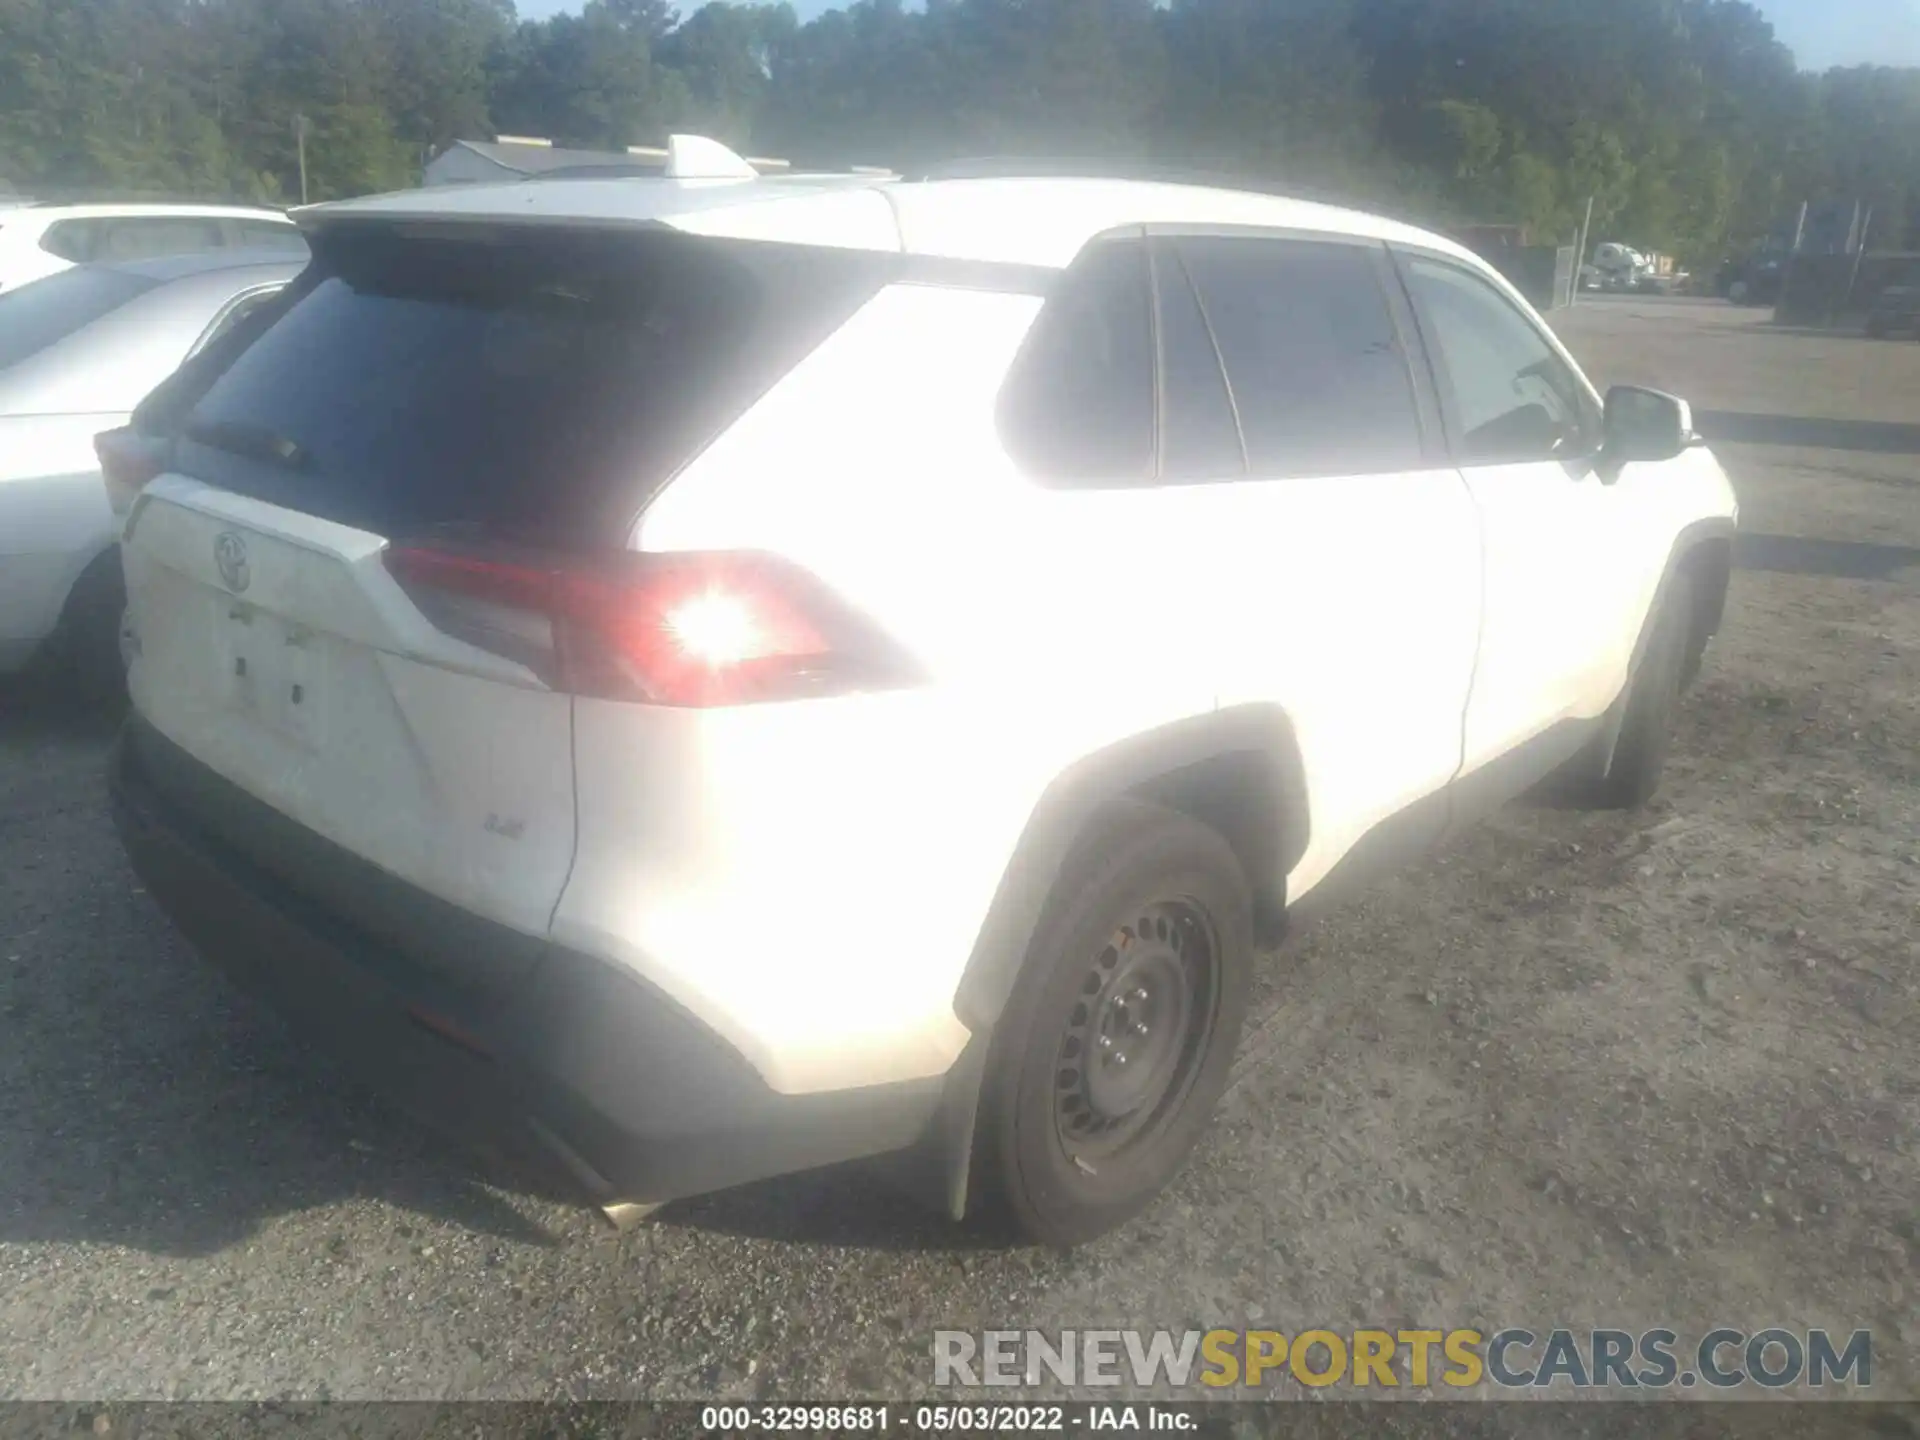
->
[975,799,1254,1247]
[1051,898,1220,1165]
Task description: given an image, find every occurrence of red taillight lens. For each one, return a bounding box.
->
[95,427,165,517]
[383,544,918,707]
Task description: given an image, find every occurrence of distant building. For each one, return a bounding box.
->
[422,135,793,187]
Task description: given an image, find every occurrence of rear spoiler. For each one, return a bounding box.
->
[296,134,897,223]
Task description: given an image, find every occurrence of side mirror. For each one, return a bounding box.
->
[1603,385,1696,469]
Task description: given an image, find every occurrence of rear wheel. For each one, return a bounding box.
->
[974,800,1252,1248]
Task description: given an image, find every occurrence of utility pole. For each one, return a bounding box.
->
[1571,194,1596,308]
[294,113,311,205]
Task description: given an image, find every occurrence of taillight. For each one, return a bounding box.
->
[383,543,920,707]
[95,427,164,518]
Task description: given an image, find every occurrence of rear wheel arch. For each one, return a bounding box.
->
[953,704,1306,1033]
[920,704,1309,1222]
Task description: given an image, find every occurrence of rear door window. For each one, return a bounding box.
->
[1176,235,1425,479]
[169,226,895,546]
[1153,242,1244,482]
[0,265,158,372]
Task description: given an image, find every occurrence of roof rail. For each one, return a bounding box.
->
[524,163,675,181]
[523,138,893,185]
[917,156,1232,184]
[915,156,1358,206]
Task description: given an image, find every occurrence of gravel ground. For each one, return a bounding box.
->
[0,296,1915,1404]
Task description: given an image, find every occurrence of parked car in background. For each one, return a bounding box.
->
[1866,283,1920,338]
[0,201,304,293]
[1591,241,1652,291]
[0,248,306,698]
[1724,252,1787,306]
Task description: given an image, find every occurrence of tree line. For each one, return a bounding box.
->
[2,0,1917,265]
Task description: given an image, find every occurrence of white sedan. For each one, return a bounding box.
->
[0,247,305,698]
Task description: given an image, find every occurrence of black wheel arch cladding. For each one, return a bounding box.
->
[953,702,1305,1034]
[1636,516,1736,683]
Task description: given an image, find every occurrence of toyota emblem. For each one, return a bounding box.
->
[214,531,250,593]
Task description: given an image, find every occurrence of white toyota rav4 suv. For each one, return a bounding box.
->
[107,142,1737,1246]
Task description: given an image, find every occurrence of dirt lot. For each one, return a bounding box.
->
[0,296,1915,1405]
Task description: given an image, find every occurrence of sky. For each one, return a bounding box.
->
[515,0,1920,70]
[1764,0,1920,68]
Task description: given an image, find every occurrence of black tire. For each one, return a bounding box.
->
[973,800,1253,1248]
[1586,573,1694,811]
[57,549,129,712]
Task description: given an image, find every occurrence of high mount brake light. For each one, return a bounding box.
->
[383,544,918,707]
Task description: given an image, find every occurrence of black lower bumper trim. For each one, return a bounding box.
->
[109,717,943,1207]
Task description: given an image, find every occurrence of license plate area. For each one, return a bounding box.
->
[218,597,325,749]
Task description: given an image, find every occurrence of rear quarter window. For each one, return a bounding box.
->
[996,238,1157,485]
[170,226,896,546]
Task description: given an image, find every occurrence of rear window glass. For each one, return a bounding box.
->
[0,265,156,372]
[172,227,894,546]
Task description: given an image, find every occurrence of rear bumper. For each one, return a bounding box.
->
[109,716,943,1207]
